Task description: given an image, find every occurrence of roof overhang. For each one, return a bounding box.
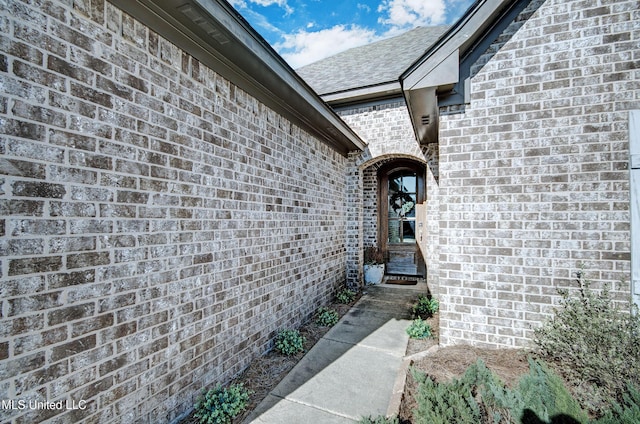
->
[106,0,366,155]
[320,82,402,108]
[400,0,532,145]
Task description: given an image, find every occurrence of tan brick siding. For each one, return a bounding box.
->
[437,0,637,348]
[0,1,348,422]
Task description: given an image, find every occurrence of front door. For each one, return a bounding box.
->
[379,161,425,276]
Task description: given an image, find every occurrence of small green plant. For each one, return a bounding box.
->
[412,295,439,319]
[336,288,356,304]
[274,329,305,356]
[194,383,251,424]
[411,358,587,424]
[496,358,588,424]
[406,318,433,339]
[315,307,339,327]
[359,415,399,424]
[411,361,487,424]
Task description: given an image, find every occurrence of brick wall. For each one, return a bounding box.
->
[362,166,378,249]
[437,0,637,348]
[339,99,431,287]
[338,99,423,159]
[0,0,349,422]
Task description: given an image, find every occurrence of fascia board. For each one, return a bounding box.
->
[409,49,460,91]
[401,0,511,91]
[106,0,366,154]
[320,82,402,106]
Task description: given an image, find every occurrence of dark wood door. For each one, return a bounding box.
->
[379,162,425,276]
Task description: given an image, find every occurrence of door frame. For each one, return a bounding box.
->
[377,160,426,276]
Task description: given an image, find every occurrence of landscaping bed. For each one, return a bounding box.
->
[183,275,640,424]
[399,345,530,423]
[396,276,640,424]
[179,291,360,424]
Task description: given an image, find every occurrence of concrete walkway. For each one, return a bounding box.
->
[244,284,422,423]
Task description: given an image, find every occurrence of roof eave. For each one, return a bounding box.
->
[106,0,366,155]
[320,82,403,108]
[401,0,513,89]
[400,0,532,145]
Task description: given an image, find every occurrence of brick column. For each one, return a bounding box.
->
[346,153,364,289]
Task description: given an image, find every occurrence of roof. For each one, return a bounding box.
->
[297,26,449,103]
[106,0,365,155]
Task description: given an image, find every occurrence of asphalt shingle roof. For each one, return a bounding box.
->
[296,26,450,96]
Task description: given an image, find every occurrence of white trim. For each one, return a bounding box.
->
[629,110,640,309]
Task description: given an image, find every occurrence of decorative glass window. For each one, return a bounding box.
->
[387,171,417,243]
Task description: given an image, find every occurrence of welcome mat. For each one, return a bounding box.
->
[385,279,418,285]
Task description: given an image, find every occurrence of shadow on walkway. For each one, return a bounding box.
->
[244,285,422,423]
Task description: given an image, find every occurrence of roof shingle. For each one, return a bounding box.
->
[296,26,450,96]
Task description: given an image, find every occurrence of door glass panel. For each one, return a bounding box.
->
[390,176,403,194]
[402,221,416,241]
[405,194,417,218]
[388,171,417,244]
[388,220,401,243]
[402,178,416,194]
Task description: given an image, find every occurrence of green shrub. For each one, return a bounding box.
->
[194,383,251,424]
[595,385,640,424]
[336,288,356,304]
[274,329,305,356]
[315,307,339,327]
[533,270,640,412]
[359,415,399,424]
[412,295,439,319]
[491,358,588,424]
[411,358,587,424]
[406,318,433,339]
[411,360,488,424]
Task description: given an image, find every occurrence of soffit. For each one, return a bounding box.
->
[107,0,366,155]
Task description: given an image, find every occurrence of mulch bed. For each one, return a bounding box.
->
[178,297,359,424]
[399,342,530,423]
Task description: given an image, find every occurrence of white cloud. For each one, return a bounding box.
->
[229,0,293,16]
[378,0,447,28]
[274,25,378,68]
[242,8,284,34]
[357,3,372,13]
[227,0,248,9]
[252,0,294,15]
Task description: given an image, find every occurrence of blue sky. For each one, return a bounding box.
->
[228,0,475,68]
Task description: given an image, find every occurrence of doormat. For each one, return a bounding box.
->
[385,279,418,285]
